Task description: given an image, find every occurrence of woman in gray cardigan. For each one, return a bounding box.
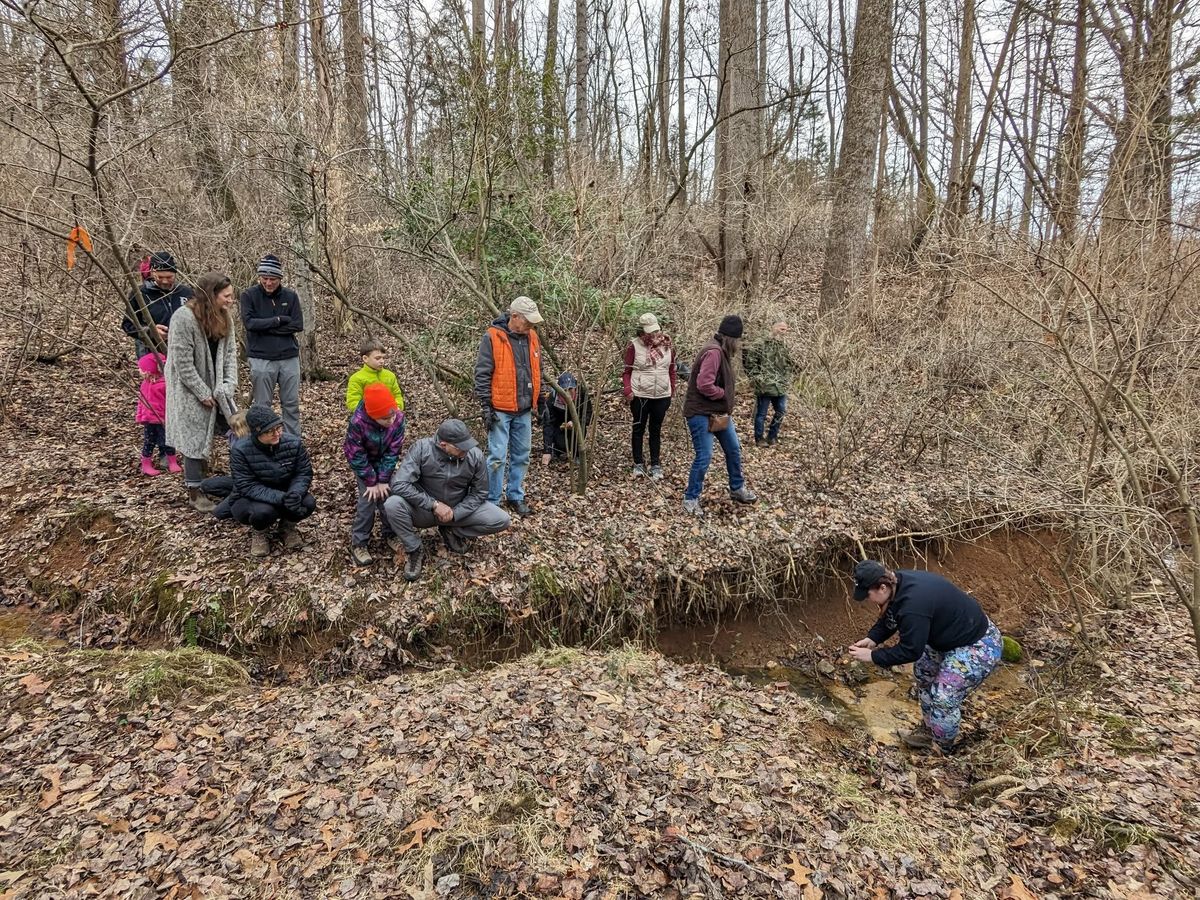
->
[166,271,240,512]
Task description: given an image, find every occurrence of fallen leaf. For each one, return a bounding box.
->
[38,769,60,811]
[999,874,1039,900]
[19,673,48,696]
[398,812,441,854]
[154,731,179,751]
[143,831,179,856]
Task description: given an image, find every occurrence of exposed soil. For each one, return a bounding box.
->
[656,529,1064,670]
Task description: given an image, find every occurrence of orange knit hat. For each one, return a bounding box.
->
[363,382,398,419]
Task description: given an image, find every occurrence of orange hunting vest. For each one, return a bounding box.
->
[488,326,541,413]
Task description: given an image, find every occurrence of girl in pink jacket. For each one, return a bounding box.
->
[137,352,181,476]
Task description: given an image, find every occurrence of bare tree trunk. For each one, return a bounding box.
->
[656,0,671,187]
[944,0,976,242]
[543,0,560,179]
[715,0,761,297]
[341,0,370,150]
[1051,0,1087,249]
[676,0,687,206]
[818,0,893,312]
[575,0,589,152]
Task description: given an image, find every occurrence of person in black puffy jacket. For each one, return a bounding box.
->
[227,404,316,557]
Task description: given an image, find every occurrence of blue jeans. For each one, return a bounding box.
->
[754,394,787,443]
[684,414,744,501]
[487,410,532,503]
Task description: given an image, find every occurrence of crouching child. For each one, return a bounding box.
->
[344,382,407,566]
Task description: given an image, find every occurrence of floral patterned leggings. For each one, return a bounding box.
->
[914,621,1003,747]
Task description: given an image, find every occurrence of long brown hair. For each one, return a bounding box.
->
[189,271,232,340]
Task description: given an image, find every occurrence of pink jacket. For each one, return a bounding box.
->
[137,353,167,424]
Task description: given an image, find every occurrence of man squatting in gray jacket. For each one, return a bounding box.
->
[382,419,512,582]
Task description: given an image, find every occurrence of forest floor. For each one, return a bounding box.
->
[1,331,1198,896]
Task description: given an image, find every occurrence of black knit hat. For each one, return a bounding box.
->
[246,404,284,437]
[717,315,744,339]
[149,251,177,273]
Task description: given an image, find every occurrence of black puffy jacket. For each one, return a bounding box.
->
[229,434,313,506]
[121,281,195,337]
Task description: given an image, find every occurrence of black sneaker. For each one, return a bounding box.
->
[403,547,424,582]
[440,528,468,555]
[505,498,532,517]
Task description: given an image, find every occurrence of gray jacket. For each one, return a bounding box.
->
[165,305,239,460]
[474,313,536,413]
[389,437,488,521]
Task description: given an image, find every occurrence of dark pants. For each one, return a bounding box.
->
[142,423,174,458]
[753,394,787,443]
[631,396,671,466]
[230,494,316,531]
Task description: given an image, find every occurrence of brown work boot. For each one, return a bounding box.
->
[279,521,303,550]
[188,487,215,513]
[250,529,271,558]
[898,723,934,751]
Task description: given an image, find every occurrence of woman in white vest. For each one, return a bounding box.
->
[621,313,678,481]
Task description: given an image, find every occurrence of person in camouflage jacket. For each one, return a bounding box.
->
[742,321,796,446]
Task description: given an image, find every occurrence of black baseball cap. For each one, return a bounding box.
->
[852,560,888,601]
[436,419,478,452]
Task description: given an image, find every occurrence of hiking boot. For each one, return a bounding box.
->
[250,529,271,558]
[898,724,935,751]
[648,465,663,482]
[682,498,703,517]
[440,528,469,555]
[385,535,404,555]
[350,544,374,567]
[505,498,532,517]
[188,487,215,513]
[631,464,646,478]
[403,547,424,582]
[730,486,758,504]
[141,456,162,477]
[280,521,303,550]
[754,438,765,448]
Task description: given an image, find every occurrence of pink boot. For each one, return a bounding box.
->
[141,456,162,477]
[165,454,183,474]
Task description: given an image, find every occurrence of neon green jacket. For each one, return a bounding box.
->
[346,365,405,412]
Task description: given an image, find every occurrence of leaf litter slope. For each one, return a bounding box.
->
[0,337,1040,658]
[2,601,1198,898]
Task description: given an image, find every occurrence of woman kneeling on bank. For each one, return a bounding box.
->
[228,404,317,557]
[847,560,1002,752]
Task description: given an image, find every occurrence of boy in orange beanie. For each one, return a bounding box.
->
[344,382,406,566]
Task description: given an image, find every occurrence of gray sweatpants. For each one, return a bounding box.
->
[351,478,395,547]
[249,356,301,436]
[383,496,511,553]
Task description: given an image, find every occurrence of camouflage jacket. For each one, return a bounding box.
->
[742,336,795,396]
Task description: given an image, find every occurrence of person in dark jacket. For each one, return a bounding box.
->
[227,404,316,557]
[384,419,511,582]
[240,254,304,436]
[539,373,592,465]
[474,296,544,516]
[121,251,194,358]
[344,382,407,567]
[681,315,757,516]
[848,560,1003,752]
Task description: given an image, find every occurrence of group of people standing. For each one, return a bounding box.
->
[124,259,1006,754]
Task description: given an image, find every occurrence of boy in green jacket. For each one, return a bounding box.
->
[743,321,795,447]
[346,338,406,412]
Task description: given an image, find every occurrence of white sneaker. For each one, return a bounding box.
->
[682,498,703,517]
[631,464,646,477]
[649,465,663,481]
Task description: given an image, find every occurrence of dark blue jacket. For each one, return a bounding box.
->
[121,281,194,337]
[867,570,990,667]
[240,284,303,360]
[230,434,313,506]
